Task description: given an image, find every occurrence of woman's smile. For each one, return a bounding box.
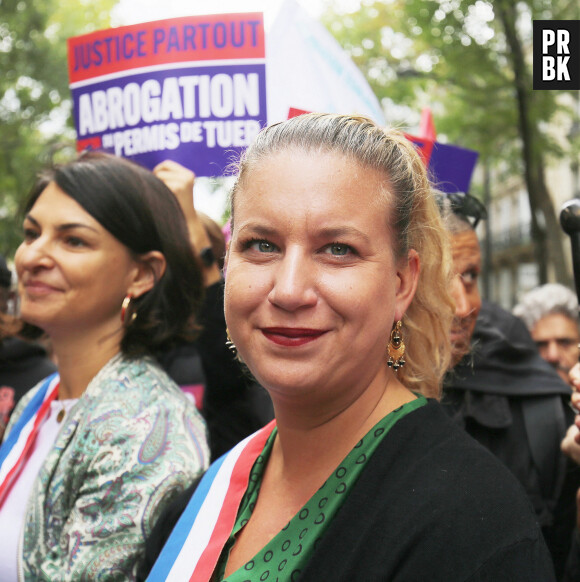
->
[21,279,63,297]
[261,327,329,347]
[224,148,411,398]
[15,183,141,338]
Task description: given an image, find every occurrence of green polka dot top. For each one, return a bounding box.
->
[215,395,427,581]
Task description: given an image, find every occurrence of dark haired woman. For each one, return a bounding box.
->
[0,151,209,581]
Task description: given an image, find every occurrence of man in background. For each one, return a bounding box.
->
[513,283,580,387]
[438,192,578,580]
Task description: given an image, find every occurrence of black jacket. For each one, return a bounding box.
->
[442,300,579,580]
[0,336,56,423]
[141,400,555,581]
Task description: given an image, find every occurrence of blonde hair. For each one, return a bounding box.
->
[230,113,454,398]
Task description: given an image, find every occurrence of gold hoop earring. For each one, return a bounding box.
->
[121,294,136,324]
[387,320,406,371]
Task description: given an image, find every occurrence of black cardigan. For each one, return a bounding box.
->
[142,400,555,581]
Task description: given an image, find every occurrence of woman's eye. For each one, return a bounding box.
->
[23,228,39,242]
[248,239,276,253]
[326,243,351,256]
[65,236,87,248]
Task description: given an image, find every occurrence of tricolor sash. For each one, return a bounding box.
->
[0,373,60,507]
[147,419,277,581]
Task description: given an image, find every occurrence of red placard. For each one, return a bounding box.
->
[68,13,265,84]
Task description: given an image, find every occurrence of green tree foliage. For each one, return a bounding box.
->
[323,0,577,283]
[0,0,116,258]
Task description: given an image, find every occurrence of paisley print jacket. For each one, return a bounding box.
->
[5,354,210,581]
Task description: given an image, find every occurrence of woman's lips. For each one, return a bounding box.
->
[261,327,327,347]
[23,280,61,296]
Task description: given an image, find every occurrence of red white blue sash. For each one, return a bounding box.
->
[147,419,276,581]
[0,373,60,507]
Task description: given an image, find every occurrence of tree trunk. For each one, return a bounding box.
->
[495,1,569,284]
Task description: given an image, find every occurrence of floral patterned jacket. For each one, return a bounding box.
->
[4,354,210,581]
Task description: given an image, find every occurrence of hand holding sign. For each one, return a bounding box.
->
[154,160,222,286]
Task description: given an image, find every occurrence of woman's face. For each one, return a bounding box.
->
[225,149,418,406]
[15,182,142,338]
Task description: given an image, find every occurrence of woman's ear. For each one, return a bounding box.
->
[394,249,420,321]
[129,251,167,299]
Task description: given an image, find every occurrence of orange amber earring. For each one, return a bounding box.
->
[387,320,406,371]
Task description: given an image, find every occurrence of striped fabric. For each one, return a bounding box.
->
[148,420,276,581]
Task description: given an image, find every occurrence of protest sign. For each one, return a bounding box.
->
[67,14,267,176]
[405,134,479,195]
[402,108,479,195]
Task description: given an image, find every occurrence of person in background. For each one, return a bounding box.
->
[154,160,273,461]
[198,211,227,271]
[439,192,579,580]
[0,151,210,581]
[0,255,14,314]
[0,254,56,440]
[143,113,554,581]
[513,283,580,386]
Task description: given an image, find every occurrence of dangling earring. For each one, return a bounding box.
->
[121,294,136,324]
[225,328,237,355]
[387,320,406,371]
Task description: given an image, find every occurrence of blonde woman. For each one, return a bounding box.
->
[146,114,554,581]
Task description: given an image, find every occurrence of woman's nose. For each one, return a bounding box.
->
[268,250,317,311]
[15,237,53,273]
